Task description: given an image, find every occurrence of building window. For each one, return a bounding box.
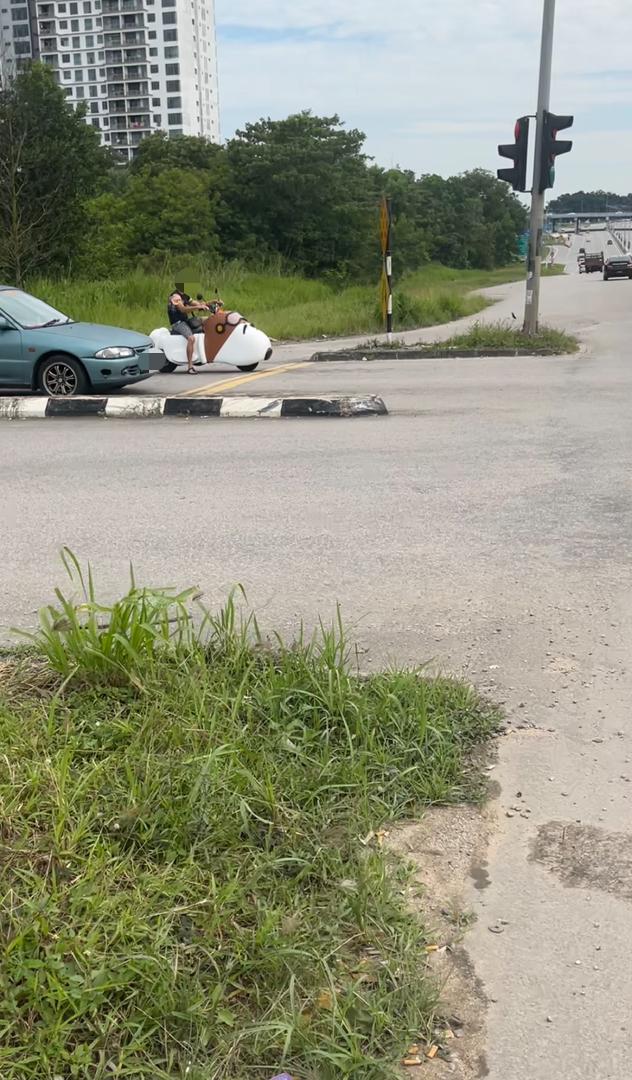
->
[152,96,160,105]
[83,0,90,9]
[91,118,100,127]
[63,69,71,78]
[167,112,181,124]
[70,16,78,28]
[147,29,155,37]
[150,64,157,72]
[146,11,154,19]
[73,51,81,63]
[11,7,28,19]
[153,113,160,125]
[165,62,178,75]
[85,32,93,43]
[164,44,177,57]
[13,21,29,33]
[76,84,84,96]
[61,52,70,61]
[90,100,98,112]
[88,67,96,79]
[149,46,157,54]
[166,95,180,107]
[69,0,77,10]
[166,78,179,91]
[163,27,176,40]
[72,34,79,44]
[58,18,67,26]
[57,3,66,10]
[13,40,31,51]
[89,83,97,94]
[86,49,94,61]
[151,79,158,88]
[161,9,175,22]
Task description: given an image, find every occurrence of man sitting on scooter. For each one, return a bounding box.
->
[166,287,209,375]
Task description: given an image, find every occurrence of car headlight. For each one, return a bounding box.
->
[95,346,136,359]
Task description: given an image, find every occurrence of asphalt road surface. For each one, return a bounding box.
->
[3,230,632,1079]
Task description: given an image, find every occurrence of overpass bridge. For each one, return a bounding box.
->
[546,210,632,232]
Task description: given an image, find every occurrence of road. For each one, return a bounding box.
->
[2,229,632,1079]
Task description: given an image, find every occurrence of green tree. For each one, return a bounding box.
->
[222,111,376,278]
[0,63,108,283]
[77,166,220,275]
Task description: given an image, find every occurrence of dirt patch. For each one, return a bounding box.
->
[531,821,632,902]
[387,804,494,1079]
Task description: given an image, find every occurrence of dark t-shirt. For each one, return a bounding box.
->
[167,292,192,326]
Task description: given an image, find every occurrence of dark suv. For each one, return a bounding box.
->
[603,255,632,281]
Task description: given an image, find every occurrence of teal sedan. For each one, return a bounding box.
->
[0,287,155,396]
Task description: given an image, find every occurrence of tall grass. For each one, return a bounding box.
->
[0,556,499,1080]
[29,260,527,341]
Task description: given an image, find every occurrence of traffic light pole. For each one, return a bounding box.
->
[524,0,556,336]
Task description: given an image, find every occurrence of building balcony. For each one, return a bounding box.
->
[38,19,55,33]
[104,33,122,46]
[37,3,55,15]
[105,50,123,63]
[123,48,145,63]
[39,37,58,53]
[125,66,147,80]
[122,31,145,45]
[102,15,120,29]
[110,132,130,146]
[127,98,149,111]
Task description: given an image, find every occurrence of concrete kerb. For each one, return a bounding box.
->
[0,394,388,420]
[310,346,562,362]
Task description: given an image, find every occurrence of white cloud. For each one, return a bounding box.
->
[215,0,632,191]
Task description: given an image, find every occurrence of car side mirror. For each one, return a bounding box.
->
[0,316,13,331]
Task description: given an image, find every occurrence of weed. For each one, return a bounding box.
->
[0,558,499,1079]
[440,319,579,353]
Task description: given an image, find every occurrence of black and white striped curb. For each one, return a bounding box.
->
[0,394,388,420]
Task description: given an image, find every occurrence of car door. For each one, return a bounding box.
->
[0,314,25,386]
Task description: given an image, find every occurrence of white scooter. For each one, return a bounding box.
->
[151,309,273,374]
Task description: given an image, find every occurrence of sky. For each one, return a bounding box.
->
[214,0,632,195]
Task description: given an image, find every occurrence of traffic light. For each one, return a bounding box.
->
[497,117,530,192]
[539,110,573,192]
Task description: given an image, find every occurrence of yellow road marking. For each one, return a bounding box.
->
[177,361,309,398]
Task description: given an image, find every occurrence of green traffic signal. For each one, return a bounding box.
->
[539,111,573,193]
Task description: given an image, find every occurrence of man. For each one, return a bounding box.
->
[166,287,210,374]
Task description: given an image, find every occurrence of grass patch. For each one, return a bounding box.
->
[29,260,528,342]
[440,319,579,354]
[0,556,498,1079]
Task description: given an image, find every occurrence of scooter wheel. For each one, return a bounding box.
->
[159,360,178,373]
[236,362,259,373]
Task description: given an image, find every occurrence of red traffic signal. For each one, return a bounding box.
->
[497,116,530,193]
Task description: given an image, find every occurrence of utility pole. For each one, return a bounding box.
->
[524,0,556,336]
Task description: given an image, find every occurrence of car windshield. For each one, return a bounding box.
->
[0,289,72,329]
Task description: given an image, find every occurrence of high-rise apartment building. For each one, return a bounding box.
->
[0,0,219,160]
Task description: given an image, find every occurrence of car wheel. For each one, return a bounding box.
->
[37,355,88,397]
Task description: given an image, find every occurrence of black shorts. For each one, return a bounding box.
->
[170,320,194,339]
